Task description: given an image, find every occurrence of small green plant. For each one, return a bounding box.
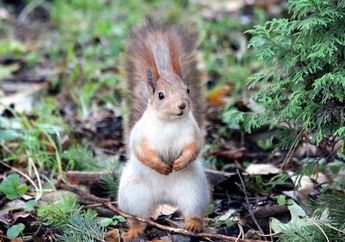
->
[37,193,80,227]
[37,193,106,242]
[62,145,98,171]
[277,195,293,206]
[99,170,119,199]
[0,174,28,200]
[100,215,126,227]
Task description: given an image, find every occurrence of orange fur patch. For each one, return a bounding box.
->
[186,217,204,232]
[135,139,172,175]
[122,219,146,242]
[173,142,200,171]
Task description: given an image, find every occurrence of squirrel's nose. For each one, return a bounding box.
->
[178,101,186,110]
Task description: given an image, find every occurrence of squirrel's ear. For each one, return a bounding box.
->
[147,68,157,94]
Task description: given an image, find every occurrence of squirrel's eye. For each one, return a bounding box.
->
[158,92,165,100]
[187,88,190,94]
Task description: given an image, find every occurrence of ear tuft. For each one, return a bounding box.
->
[147,68,157,94]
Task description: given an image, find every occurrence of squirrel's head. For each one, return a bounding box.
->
[146,69,191,121]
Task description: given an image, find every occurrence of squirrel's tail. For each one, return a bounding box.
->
[125,25,204,130]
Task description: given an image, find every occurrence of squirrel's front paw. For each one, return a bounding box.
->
[154,162,172,175]
[172,158,188,171]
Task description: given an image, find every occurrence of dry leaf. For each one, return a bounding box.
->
[245,164,280,175]
[207,85,234,106]
[151,204,178,220]
[218,209,236,221]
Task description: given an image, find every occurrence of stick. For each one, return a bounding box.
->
[236,169,267,241]
[58,183,266,242]
[57,183,110,204]
[280,129,304,171]
[66,169,236,187]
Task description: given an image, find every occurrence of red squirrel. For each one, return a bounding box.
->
[117,25,209,241]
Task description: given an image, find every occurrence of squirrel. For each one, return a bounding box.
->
[117,25,210,241]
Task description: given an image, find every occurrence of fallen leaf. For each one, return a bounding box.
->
[271,201,308,233]
[245,164,280,175]
[290,173,328,203]
[191,0,246,12]
[0,63,20,81]
[207,84,234,106]
[0,83,47,113]
[151,204,178,220]
[218,209,236,221]
[296,143,318,157]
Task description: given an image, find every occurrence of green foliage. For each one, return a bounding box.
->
[62,145,98,171]
[0,174,28,200]
[37,193,106,241]
[6,223,25,239]
[273,193,345,242]
[0,107,67,175]
[100,215,126,227]
[37,193,80,227]
[311,192,345,230]
[225,0,345,145]
[247,173,292,193]
[57,210,106,242]
[99,170,119,199]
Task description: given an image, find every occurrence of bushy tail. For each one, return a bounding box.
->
[125,25,204,130]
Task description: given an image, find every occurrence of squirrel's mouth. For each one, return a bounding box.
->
[176,111,184,116]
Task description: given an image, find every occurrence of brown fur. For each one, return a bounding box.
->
[125,25,204,131]
[172,142,200,171]
[134,138,172,175]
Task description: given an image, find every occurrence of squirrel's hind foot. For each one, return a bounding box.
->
[122,219,146,242]
[186,217,204,233]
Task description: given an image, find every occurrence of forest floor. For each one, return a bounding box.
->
[0,0,342,241]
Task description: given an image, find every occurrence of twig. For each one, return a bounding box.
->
[302,217,329,242]
[66,169,236,188]
[66,171,112,184]
[18,0,44,23]
[84,201,118,208]
[236,169,267,241]
[59,183,266,242]
[235,223,244,242]
[301,216,345,235]
[269,217,273,242]
[57,183,109,204]
[281,129,304,171]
